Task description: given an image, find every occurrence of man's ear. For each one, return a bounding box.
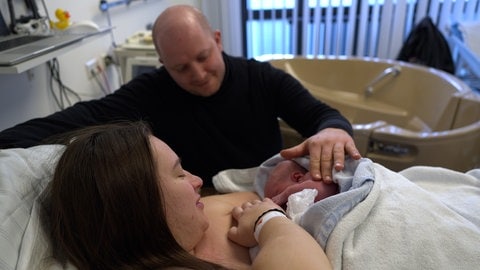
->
[213,30,223,50]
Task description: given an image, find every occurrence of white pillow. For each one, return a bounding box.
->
[0,145,64,270]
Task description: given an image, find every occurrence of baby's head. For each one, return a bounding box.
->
[264,160,339,208]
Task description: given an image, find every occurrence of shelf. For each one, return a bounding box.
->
[0,27,112,74]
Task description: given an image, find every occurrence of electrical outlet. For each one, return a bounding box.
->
[101,53,114,67]
[85,58,98,79]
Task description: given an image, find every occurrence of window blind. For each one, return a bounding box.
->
[244,0,480,59]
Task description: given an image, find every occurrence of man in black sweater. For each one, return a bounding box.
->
[0,5,360,186]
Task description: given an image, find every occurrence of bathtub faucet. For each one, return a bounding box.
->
[364,65,401,97]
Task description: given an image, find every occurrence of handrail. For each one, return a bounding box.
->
[364,65,402,97]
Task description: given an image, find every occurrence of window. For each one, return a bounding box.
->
[243,0,357,58]
[241,0,479,60]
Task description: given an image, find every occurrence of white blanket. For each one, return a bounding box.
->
[213,156,480,269]
[327,163,480,269]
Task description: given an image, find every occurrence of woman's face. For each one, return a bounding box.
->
[149,136,209,252]
[264,160,339,207]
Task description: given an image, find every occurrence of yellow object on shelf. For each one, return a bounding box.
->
[50,8,71,30]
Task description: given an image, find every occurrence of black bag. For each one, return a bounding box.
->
[397,16,455,74]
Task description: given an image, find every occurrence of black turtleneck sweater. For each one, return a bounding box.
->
[0,53,352,186]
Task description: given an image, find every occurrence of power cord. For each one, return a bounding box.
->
[47,58,81,110]
[91,64,111,95]
[103,54,125,85]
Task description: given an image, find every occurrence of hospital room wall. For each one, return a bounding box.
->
[0,0,199,132]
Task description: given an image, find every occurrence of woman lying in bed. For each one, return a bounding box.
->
[41,121,331,270]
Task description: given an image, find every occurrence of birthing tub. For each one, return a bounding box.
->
[270,57,480,172]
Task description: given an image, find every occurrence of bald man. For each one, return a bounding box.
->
[0,5,360,186]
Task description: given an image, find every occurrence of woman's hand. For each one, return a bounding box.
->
[228,198,283,247]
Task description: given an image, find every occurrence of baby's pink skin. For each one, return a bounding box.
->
[264,160,339,208]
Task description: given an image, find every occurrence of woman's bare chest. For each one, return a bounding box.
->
[194,195,254,269]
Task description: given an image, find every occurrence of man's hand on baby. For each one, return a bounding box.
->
[228,198,283,247]
[280,127,361,183]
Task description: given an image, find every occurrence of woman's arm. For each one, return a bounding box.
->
[228,198,331,270]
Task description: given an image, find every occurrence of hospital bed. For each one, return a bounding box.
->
[3,144,479,269]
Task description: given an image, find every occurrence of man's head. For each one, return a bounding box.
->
[264,160,339,208]
[152,5,225,97]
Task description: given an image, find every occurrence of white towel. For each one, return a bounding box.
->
[212,166,258,193]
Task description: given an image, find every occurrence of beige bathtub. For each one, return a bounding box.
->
[270,57,480,172]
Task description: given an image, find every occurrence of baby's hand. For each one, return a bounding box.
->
[228,198,282,247]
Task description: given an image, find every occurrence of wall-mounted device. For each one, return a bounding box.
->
[114,30,160,83]
[124,56,160,81]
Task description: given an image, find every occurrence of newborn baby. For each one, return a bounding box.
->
[264,160,339,209]
[249,159,342,259]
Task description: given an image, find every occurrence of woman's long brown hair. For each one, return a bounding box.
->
[41,121,227,269]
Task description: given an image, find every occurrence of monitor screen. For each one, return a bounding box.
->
[124,56,161,82]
